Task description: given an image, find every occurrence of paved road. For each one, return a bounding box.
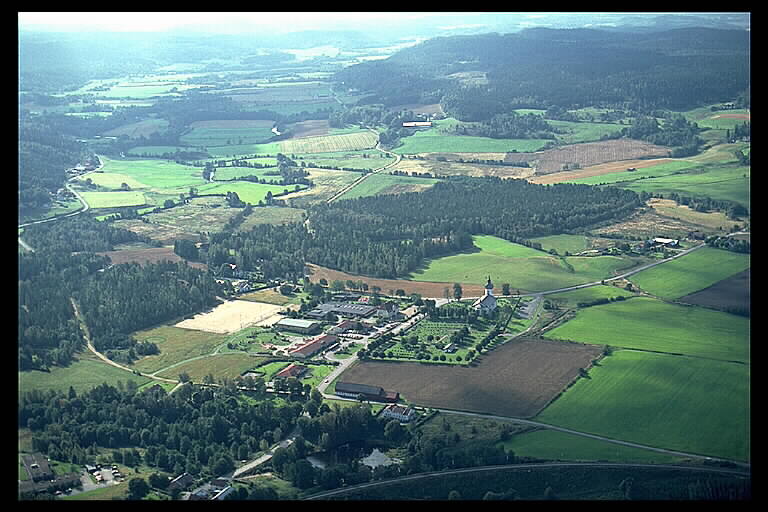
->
[304,461,750,500]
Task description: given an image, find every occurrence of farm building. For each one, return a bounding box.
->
[167,472,195,493]
[335,381,399,402]
[380,404,418,423]
[375,302,403,320]
[305,302,377,319]
[289,334,338,359]
[274,363,308,379]
[402,121,433,128]
[274,317,321,334]
[472,277,498,316]
[329,319,363,334]
[651,237,680,247]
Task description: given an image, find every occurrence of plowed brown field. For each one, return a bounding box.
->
[306,263,487,298]
[339,338,603,418]
[529,158,675,185]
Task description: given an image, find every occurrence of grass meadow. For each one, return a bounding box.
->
[339,173,440,200]
[629,246,750,300]
[544,296,750,363]
[393,130,550,154]
[409,235,634,292]
[18,358,151,397]
[131,325,229,374]
[534,349,750,462]
[197,181,306,204]
[529,234,589,255]
[545,284,637,307]
[95,156,204,189]
[500,429,687,464]
[79,191,148,208]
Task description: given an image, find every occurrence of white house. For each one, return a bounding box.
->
[380,404,417,423]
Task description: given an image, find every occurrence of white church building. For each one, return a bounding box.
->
[472,276,498,316]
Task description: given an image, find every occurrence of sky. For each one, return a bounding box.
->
[17,12,473,34]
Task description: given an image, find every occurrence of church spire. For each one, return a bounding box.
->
[485,276,493,294]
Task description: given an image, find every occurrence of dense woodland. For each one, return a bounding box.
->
[336,28,750,119]
[19,218,221,369]
[206,177,641,279]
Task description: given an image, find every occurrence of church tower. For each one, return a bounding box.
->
[473,276,497,315]
[484,276,494,296]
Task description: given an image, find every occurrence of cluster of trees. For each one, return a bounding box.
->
[618,114,703,156]
[19,382,305,478]
[705,235,750,253]
[445,111,557,139]
[727,121,750,143]
[204,176,640,280]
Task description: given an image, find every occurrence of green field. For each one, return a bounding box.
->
[500,429,686,464]
[179,120,277,147]
[197,181,306,204]
[132,326,229,374]
[126,145,197,156]
[535,350,750,461]
[548,119,625,144]
[94,156,205,189]
[546,284,637,307]
[409,235,634,292]
[79,190,148,208]
[210,166,280,181]
[18,358,151,397]
[393,131,550,154]
[629,246,750,299]
[529,234,589,255]
[339,173,440,200]
[544,296,749,363]
[298,151,395,171]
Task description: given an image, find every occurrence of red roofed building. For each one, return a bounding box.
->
[274,363,308,379]
[289,334,338,359]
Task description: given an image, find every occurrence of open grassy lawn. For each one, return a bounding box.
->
[179,119,276,146]
[409,235,633,292]
[528,234,589,255]
[131,325,230,374]
[629,246,750,300]
[393,131,550,154]
[339,173,440,200]
[18,358,151,397]
[544,296,750,363]
[210,166,280,180]
[546,284,637,307]
[197,181,306,205]
[78,191,148,209]
[155,352,264,381]
[535,350,750,462]
[500,429,687,464]
[548,119,625,144]
[96,156,205,189]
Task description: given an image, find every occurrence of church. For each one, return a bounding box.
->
[472,276,497,316]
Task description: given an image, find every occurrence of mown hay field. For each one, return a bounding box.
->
[544,296,750,363]
[132,325,230,374]
[628,246,750,300]
[339,173,440,200]
[340,337,603,418]
[279,131,378,154]
[535,349,750,462]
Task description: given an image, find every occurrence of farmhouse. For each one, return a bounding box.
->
[335,381,399,402]
[274,318,321,334]
[289,334,338,359]
[375,301,403,320]
[274,363,308,379]
[472,277,498,316]
[649,237,680,248]
[380,404,418,423]
[329,319,362,334]
[402,121,433,128]
[167,472,195,493]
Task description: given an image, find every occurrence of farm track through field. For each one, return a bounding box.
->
[325,129,402,203]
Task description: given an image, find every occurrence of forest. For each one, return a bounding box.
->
[335,27,750,118]
[204,176,641,279]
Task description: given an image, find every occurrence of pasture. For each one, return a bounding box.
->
[500,429,685,464]
[103,118,169,139]
[339,173,440,200]
[279,169,361,206]
[196,181,306,205]
[649,198,741,230]
[545,284,636,307]
[409,235,634,293]
[527,234,588,255]
[394,130,550,154]
[543,296,750,363]
[156,352,265,381]
[339,337,604,418]
[179,119,277,146]
[628,246,750,300]
[18,358,151,397]
[132,325,229,374]
[94,156,204,189]
[534,350,750,462]
[78,191,147,209]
